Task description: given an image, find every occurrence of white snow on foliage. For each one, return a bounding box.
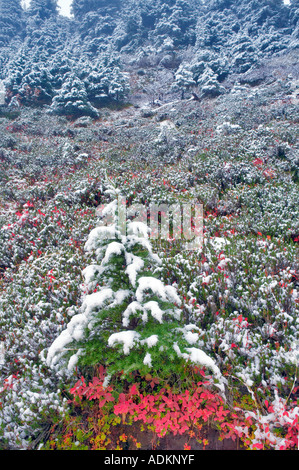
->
[143,353,152,367]
[173,343,221,379]
[67,349,82,371]
[125,252,144,287]
[122,301,145,327]
[127,220,150,239]
[108,331,159,358]
[210,237,231,251]
[122,300,173,327]
[136,276,181,305]
[81,288,114,317]
[141,335,159,348]
[143,301,165,323]
[47,288,114,368]
[178,324,200,345]
[108,330,141,355]
[84,225,118,252]
[46,329,74,368]
[82,264,102,285]
[102,241,124,264]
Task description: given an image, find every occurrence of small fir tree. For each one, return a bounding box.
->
[0,0,24,45]
[72,0,121,19]
[172,64,196,99]
[50,74,99,118]
[28,0,58,20]
[85,56,130,105]
[46,181,222,384]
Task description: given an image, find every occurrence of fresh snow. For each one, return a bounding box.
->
[102,241,124,264]
[143,352,152,367]
[136,276,181,305]
[125,252,145,287]
[81,288,114,317]
[108,330,141,355]
[173,343,221,378]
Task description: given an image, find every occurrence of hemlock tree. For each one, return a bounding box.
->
[19,67,55,105]
[172,64,196,99]
[197,66,226,98]
[85,53,130,104]
[0,0,24,45]
[46,183,222,385]
[28,0,58,20]
[107,66,130,102]
[50,74,99,118]
[72,0,121,19]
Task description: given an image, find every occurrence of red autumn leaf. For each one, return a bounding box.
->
[99,393,115,408]
[253,443,264,450]
[129,383,139,396]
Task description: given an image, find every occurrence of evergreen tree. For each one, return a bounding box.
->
[85,59,130,104]
[0,0,24,45]
[46,182,222,383]
[72,0,121,19]
[50,74,99,118]
[197,66,226,98]
[48,53,73,88]
[28,0,58,20]
[172,64,196,99]
[20,67,55,105]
